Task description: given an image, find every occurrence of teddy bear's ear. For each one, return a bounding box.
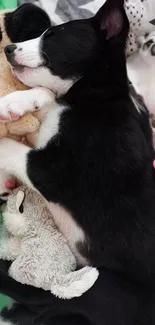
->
[5,4,51,43]
[16,190,25,213]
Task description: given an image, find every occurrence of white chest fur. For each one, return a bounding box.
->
[37,101,66,149]
[48,202,88,266]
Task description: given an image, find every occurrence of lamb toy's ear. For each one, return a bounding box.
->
[16,190,25,212]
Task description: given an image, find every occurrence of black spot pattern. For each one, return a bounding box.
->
[125,0,155,56]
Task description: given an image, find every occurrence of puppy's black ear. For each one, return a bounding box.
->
[94,0,129,39]
[5,4,51,43]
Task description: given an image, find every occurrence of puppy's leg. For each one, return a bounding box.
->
[0,87,54,121]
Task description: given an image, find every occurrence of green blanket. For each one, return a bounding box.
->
[0,294,10,310]
[0,0,17,9]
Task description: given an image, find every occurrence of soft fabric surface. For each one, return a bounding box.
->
[17,0,155,27]
[17,0,155,56]
[18,0,106,23]
[0,294,10,310]
[0,0,17,9]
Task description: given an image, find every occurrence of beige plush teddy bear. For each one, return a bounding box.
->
[0,9,41,146]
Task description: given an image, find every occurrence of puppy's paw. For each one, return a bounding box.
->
[0,91,37,122]
[0,94,22,122]
[0,88,54,122]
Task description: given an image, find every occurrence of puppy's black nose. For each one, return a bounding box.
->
[4,44,17,62]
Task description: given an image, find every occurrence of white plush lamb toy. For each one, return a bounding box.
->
[0,185,98,299]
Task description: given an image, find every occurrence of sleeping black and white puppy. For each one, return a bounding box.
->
[1,0,155,324]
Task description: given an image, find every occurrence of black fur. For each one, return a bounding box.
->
[1,303,92,325]
[1,266,155,325]
[1,0,155,324]
[5,4,51,43]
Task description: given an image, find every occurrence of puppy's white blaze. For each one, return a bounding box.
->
[15,36,42,68]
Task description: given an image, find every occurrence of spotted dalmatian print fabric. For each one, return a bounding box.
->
[18,0,155,56]
[125,0,155,55]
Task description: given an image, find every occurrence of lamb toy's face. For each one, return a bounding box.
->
[8,188,25,215]
[3,186,35,218]
[2,186,47,237]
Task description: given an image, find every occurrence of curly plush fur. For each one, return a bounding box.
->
[0,185,98,299]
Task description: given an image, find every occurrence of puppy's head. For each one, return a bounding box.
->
[137,31,155,66]
[5,0,129,96]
